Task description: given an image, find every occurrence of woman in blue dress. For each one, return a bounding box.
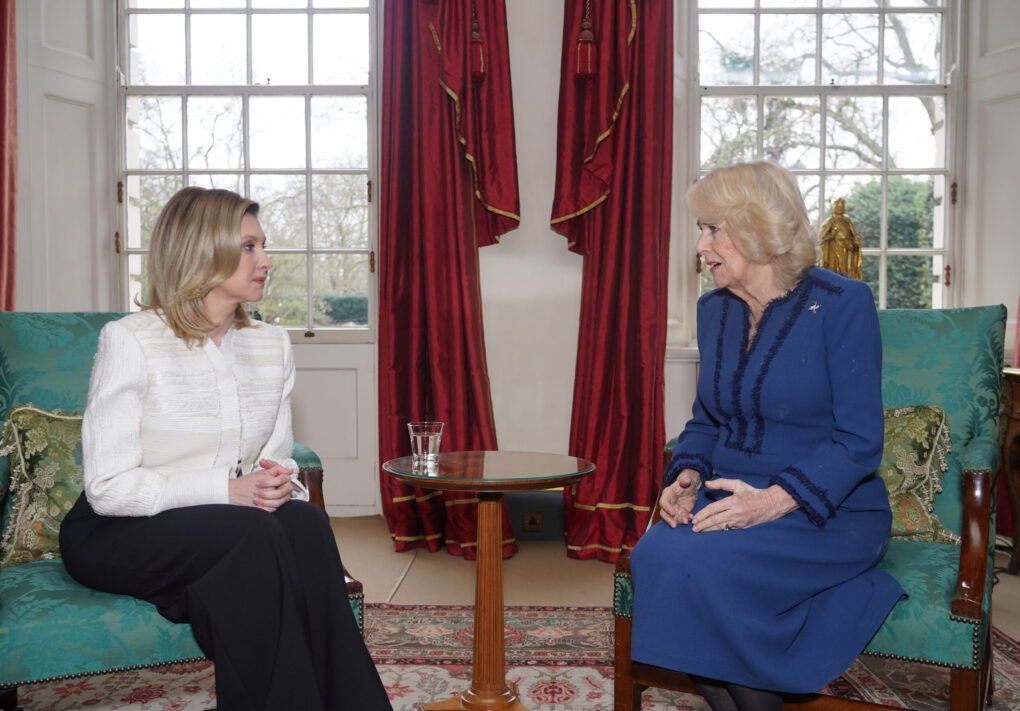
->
[629,161,905,710]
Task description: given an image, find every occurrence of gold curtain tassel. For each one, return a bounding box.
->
[471,4,486,82]
[576,18,596,79]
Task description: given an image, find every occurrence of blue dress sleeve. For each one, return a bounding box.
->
[663,297,720,487]
[768,280,885,528]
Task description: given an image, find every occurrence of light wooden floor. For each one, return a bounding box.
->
[331,515,1020,640]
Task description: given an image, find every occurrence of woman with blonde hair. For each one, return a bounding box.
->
[629,162,904,710]
[60,187,391,710]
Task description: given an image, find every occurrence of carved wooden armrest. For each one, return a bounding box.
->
[951,467,992,620]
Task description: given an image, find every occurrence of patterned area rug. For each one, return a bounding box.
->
[16,604,1020,710]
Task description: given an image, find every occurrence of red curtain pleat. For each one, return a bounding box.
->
[551,0,673,562]
[379,0,520,560]
[1,0,16,311]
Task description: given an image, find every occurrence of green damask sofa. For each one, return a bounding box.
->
[613,305,1007,711]
[0,312,360,710]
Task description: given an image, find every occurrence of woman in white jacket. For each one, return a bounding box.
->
[60,187,391,711]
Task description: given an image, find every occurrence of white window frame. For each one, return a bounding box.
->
[671,0,962,349]
[115,1,380,345]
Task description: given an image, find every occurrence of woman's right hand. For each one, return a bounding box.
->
[659,468,701,528]
[228,460,294,512]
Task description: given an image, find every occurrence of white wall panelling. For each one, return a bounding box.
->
[16,0,116,311]
[963,0,1020,361]
[292,343,378,517]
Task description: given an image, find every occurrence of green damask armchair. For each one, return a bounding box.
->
[614,305,1007,711]
[0,312,361,711]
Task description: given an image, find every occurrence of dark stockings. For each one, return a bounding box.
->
[690,675,785,711]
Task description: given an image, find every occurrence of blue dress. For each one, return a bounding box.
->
[630,267,906,694]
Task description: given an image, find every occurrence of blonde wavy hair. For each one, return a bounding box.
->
[141,187,260,347]
[686,161,817,291]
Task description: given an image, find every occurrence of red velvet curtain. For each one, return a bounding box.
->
[1,0,15,311]
[379,0,520,560]
[551,0,673,562]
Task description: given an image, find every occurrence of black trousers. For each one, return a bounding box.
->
[60,493,391,711]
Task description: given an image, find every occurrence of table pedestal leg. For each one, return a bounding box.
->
[415,492,529,711]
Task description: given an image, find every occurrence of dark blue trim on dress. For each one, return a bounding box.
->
[722,280,807,455]
[774,464,837,525]
[713,298,729,420]
[744,286,811,452]
[770,474,826,528]
[664,453,712,486]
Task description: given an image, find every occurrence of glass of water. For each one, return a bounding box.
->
[407,421,444,469]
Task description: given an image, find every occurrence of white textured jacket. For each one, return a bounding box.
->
[82,310,305,516]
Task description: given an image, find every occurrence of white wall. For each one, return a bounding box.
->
[479,1,582,454]
[961,0,1020,362]
[484,1,699,448]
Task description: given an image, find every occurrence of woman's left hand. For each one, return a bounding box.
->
[690,479,797,532]
[251,458,294,512]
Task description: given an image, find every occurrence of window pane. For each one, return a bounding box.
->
[249,97,307,169]
[191,15,246,85]
[252,14,309,85]
[796,174,821,229]
[763,96,820,169]
[314,0,369,7]
[189,0,245,7]
[129,14,185,85]
[130,0,184,7]
[126,96,183,170]
[823,174,880,248]
[128,254,149,310]
[701,96,757,169]
[861,253,881,309]
[885,13,940,84]
[823,0,880,7]
[822,13,879,84]
[825,95,882,169]
[312,174,369,249]
[888,0,942,8]
[188,174,245,193]
[313,14,369,85]
[700,0,754,8]
[313,254,370,328]
[311,97,368,169]
[259,254,308,327]
[187,96,244,170]
[249,174,308,249]
[888,96,944,169]
[253,0,309,7]
[760,14,816,85]
[884,254,936,309]
[126,174,183,248]
[699,14,755,85]
[887,175,937,249]
[761,0,816,7]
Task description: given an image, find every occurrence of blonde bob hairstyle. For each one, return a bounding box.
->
[141,186,260,346]
[686,161,818,291]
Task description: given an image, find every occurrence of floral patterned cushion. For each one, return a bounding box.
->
[878,405,959,544]
[0,405,84,568]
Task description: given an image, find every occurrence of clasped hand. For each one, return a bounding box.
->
[659,470,797,532]
[228,458,294,512]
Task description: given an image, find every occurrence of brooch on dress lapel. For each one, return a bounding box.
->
[808,301,821,314]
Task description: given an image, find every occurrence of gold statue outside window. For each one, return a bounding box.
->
[819,198,862,280]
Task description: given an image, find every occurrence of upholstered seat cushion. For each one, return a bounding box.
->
[865,539,988,669]
[0,559,204,685]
